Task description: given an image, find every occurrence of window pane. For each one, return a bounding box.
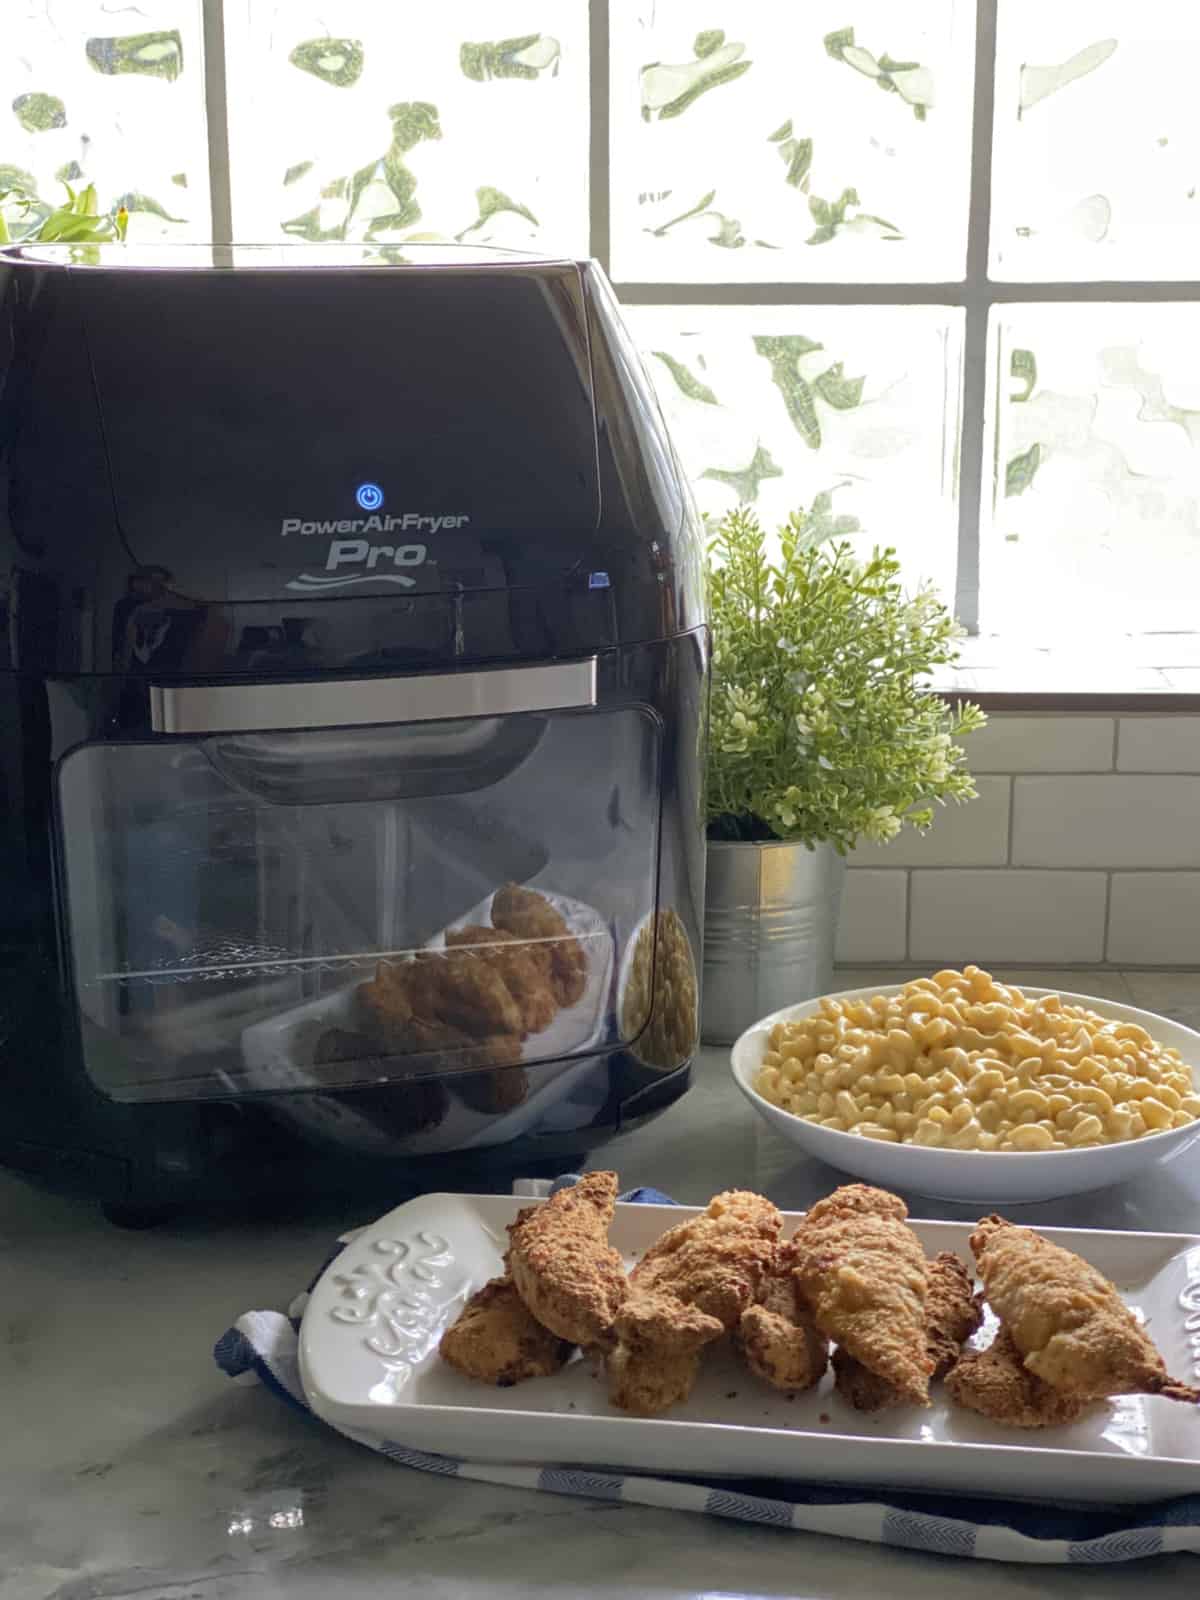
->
[610,1,974,284]
[627,305,963,598]
[224,1,589,252]
[992,0,1200,280]
[0,0,209,240]
[981,305,1200,639]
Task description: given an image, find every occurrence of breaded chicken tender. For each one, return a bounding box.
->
[506,1171,628,1347]
[444,925,558,1035]
[492,883,588,1008]
[439,1276,572,1387]
[607,1290,724,1415]
[602,1192,783,1416]
[630,1190,783,1328]
[833,1251,981,1412]
[735,1269,828,1394]
[971,1216,1200,1404]
[946,1327,1094,1429]
[789,1185,933,1408]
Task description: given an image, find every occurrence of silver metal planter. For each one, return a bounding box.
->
[701,840,846,1045]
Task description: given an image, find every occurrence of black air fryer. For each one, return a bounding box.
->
[0,243,708,1224]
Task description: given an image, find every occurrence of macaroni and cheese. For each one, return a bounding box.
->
[753,966,1200,1151]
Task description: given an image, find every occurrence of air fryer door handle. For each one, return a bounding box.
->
[148,659,598,735]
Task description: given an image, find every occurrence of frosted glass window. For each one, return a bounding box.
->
[0,0,210,241]
[981,305,1200,640]
[611,0,975,283]
[628,306,963,599]
[224,1,589,252]
[992,1,1200,281]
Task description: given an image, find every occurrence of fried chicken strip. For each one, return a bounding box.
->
[492,883,588,1008]
[735,1269,828,1394]
[603,1191,784,1415]
[945,1328,1094,1429]
[789,1184,933,1408]
[444,926,558,1035]
[439,1276,572,1387]
[630,1190,783,1327]
[833,1251,981,1412]
[971,1216,1200,1404]
[607,1291,724,1415]
[506,1171,628,1347]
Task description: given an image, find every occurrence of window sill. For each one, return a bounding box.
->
[929,635,1200,711]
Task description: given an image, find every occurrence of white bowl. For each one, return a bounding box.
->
[730,985,1200,1203]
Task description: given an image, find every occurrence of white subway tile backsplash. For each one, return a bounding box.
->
[849,778,1010,868]
[964,717,1113,774]
[1012,776,1200,868]
[909,871,1107,964]
[1107,874,1200,965]
[836,871,907,964]
[1117,718,1200,774]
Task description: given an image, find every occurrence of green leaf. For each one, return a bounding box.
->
[641,42,751,120]
[768,118,793,142]
[284,161,314,186]
[1020,40,1117,116]
[701,444,783,502]
[707,212,745,248]
[694,30,725,59]
[813,361,865,410]
[648,189,717,236]
[824,27,855,61]
[12,92,66,133]
[652,351,719,405]
[1010,348,1037,403]
[1005,442,1042,497]
[114,190,185,223]
[460,35,560,82]
[288,37,364,88]
[808,195,832,226]
[780,135,812,189]
[455,185,538,241]
[753,336,823,448]
[85,31,183,81]
[171,172,187,188]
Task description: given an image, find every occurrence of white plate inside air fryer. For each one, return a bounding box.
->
[239,889,614,1156]
[299,1192,1200,1505]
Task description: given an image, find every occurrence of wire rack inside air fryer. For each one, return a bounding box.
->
[92,928,614,988]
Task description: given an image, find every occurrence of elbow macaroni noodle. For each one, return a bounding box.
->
[753,966,1200,1152]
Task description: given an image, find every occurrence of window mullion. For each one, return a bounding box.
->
[954,0,1000,634]
[202,0,234,245]
[590,1,611,272]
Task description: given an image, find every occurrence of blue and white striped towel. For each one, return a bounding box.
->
[214,1178,1200,1566]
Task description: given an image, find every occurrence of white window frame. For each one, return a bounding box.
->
[199,0,1199,636]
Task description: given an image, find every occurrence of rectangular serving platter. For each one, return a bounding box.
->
[298,1194,1200,1504]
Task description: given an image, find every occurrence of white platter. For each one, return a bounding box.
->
[239,890,614,1156]
[731,986,1200,1204]
[299,1192,1200,1505]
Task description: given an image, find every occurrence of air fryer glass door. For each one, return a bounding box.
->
[56,706,662,1108]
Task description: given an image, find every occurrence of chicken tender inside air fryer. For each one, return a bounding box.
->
[439,1276,571,1387]
[444,925,558,1034]
[491,883,588,1008]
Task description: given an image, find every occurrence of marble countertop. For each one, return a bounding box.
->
[3,969,1200,1599]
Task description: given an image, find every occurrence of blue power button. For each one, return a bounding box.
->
[356,482,384,512]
